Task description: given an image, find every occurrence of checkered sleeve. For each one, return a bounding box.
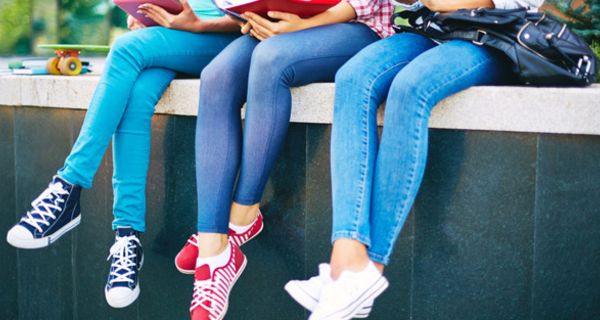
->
[346,0,378,20]
[346,0,395,38]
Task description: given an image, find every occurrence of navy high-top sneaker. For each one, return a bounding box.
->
[105,227,143,308]
[7,175,82,249]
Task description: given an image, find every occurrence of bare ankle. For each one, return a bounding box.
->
[229,202,260,226]
[374,262,385,274]
[197,233,228,258]
[329,239,371,280]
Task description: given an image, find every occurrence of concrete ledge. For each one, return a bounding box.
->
[1,75,600,135]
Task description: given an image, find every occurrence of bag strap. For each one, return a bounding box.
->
[393,8,495,45]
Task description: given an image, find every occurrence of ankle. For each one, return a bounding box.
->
[229,202,260,227]
[329,239,372,280]
[196,233,228,258]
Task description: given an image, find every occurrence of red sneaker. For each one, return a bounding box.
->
[190,244,247,320]
[175,212,263,274]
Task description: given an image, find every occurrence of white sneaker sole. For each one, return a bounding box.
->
[284,281,372,318]
[310,276,388,320]
[6,215,81,249]
[105,285,140,309]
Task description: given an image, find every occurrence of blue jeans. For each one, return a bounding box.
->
[57,27,238,232]
[331,33,513,264]
[196,23,380,233]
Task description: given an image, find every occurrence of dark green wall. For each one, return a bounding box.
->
[1,106,599,320]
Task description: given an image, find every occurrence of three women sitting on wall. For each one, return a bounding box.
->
[6,0,544,319]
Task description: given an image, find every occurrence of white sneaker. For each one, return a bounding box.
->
[285,264,372,318]
[309,261,388,320]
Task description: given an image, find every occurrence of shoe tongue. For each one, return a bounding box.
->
[195,264,212,281]
[52,176,72,191]
[116,227,135,237]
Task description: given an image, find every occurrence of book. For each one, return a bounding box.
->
[213,0,341,21]
[113,0,182,26]
[12,67,49,75]
[8,59,48,70]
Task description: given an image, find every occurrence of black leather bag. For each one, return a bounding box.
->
[393,7,598,86]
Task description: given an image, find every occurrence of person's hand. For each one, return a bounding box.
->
[241,21,252,35]
[242,11,306,41]
[138,0,204,32]
[127,15,146,30]
[420,0,494,12]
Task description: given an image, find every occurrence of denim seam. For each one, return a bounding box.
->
[331,231,372,247]
[366,251,387,265]
[379,54,496,259]
[349,60,410,235]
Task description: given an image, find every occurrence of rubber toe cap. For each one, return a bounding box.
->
[105,286,139,308]
[6,225,34,245]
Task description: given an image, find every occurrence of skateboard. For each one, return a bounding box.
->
[38,44,110,76]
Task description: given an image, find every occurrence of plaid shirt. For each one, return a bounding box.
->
[347,0,395,38]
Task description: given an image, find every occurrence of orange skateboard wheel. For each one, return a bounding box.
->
[46,57,61,75]
[58,57,82,76]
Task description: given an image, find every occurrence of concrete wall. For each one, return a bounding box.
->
[1,105,600,320]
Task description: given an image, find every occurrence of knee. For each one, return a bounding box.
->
[109,28,161,63]
[333,59,383,115]
[111,30,142,55]
[128,77,166,110]
[200,57,239,90]
[199,61,221,86]
[198,59,243,116]
[335,58,365,86]
[389,70,428,106]
[119,71,173,129]
[385,73,432,121]
[251,39,292,80]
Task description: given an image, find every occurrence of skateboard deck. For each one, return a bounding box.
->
[38,44,111,53]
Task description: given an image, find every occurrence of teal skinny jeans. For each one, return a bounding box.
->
[57,27,238,232]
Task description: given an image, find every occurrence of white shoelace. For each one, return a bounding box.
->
[190,279,218,315]
[21,182,69,232]
[107,235,140,285]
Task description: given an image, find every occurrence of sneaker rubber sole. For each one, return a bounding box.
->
[284,281,371,318]
[105,285,140,309]
[331,277,388,320]
[175,261,195,275]
[6,215,81,249]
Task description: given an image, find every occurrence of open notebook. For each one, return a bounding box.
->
[213,0,341,21]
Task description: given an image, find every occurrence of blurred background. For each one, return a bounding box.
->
[0,0,598,57]
[0,0,128,56]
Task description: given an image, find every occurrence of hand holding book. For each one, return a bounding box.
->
[241,11,306,40]
[127,15,146,30]
[213,0,341,21]
[213,0,357,41]
[137,0,206,32]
